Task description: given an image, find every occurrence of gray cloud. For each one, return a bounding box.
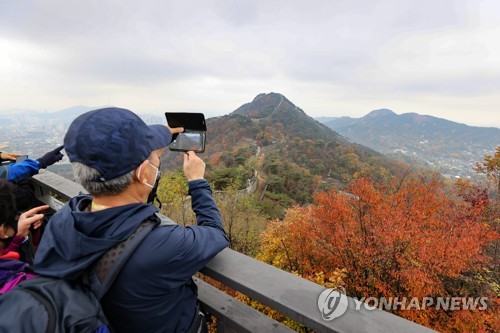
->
[0,0,499,127]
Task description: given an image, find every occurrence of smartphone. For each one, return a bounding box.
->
[16,155,28,162]
[165,112,206,153]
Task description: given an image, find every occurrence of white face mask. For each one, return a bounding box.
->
[138,162,159,189]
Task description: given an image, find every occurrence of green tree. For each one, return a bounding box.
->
[207,166,252,190]
[156,169,194,226]
[156,169,267,256]
[214,185,267,256]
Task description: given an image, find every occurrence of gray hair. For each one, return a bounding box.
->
[72,162,135,196]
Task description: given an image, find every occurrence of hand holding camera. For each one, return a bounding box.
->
[0,152,24,162]
[165,113,206,153]
[183,151,205,181]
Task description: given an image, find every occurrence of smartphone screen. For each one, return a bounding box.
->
[165,112,207,153]
[16,155,28,162]
[169,132,206,153]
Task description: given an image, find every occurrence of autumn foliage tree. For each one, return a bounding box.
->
[213,186,268,256]
[474,146,500,196]
[156,169,194,226]
[156,169,267,256]
[258,175,499,332]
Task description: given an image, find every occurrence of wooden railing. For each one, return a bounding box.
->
[31,171,435,333]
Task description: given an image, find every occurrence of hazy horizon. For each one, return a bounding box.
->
[1,99,499,129]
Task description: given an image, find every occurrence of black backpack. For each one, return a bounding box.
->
[0,218,159,333]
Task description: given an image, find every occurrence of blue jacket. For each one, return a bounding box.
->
[33,179,229,333]
[0,159,40,182]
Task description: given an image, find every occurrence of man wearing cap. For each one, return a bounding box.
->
[33,107,229,333]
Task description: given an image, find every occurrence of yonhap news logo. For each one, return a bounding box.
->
[317,287,489,322]
[317,287,349,321]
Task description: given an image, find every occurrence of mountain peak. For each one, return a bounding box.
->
[252,92,285,103]
[231,92,302,119]
[225,92,337,141]
[363,109,397,119]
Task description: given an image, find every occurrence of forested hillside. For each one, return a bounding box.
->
[319,109,500,177]
[162,93,408,217]
[158,144,500,332]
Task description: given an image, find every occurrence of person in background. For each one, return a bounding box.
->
[0,146,62,258]
[0,180,47,293]
[0,150,39,211]
[34,107,229,333]
[0,151,23,163]
[0,180,48,259]
[0,146,64,183]
[0,147,63,251]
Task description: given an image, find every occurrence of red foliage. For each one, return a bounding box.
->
[259,176,499,331]
[209,152,223,165]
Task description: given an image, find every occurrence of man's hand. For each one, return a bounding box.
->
[167,126,184,135]
[183,151,205,181]
[167,125,184,144]
[37,145,64,169]
[0,152,23,161]
[17,205,49,238]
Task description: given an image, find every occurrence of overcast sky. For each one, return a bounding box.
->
[1,0,499,127]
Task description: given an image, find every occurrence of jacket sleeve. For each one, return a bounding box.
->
[159,179,229,281]
[0,165,6,180]
[0,235,26,255]
[189,179,227,233]
[0,159,40,183]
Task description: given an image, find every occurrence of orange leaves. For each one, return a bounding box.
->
[208,152,222,165]
[258,175,499,331]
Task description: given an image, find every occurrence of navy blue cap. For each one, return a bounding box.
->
[64,107,172,181]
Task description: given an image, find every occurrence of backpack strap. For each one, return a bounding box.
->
[93,216,160,299]
[155,212,177,226]
[19,286,57,333]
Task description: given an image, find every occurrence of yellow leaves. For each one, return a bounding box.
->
[256,219,292,269]
[214,189,268,256]
[235,292,308,332]
[156,170,195,226]
[157,169,188,207]
[307,269,346,289]
[473,145,500,193]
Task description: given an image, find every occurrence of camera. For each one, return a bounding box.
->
[165,112,206,153]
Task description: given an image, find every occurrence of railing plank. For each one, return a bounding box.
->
[201,247,435,333]
[32,170,87,198]
[194,277,296,333]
